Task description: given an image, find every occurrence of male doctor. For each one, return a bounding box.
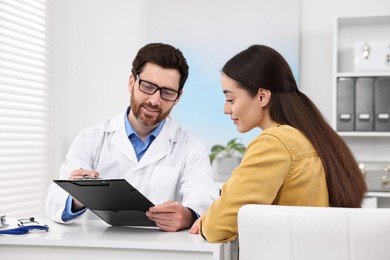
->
[45,43,219,232]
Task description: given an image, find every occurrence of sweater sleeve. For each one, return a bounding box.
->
[200,133,292,243]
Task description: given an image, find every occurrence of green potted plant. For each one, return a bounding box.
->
[210,138,246,182]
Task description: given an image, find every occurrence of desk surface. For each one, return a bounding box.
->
[0,218,219,250]
[0,218,236,260]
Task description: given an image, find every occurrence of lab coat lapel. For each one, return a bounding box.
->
[107,114,138,164]
[135,116,178,170]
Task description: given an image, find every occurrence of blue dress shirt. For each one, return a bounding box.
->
[124,107,165,161]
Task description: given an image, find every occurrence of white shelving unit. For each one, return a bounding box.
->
[334,15,390,207]
[333,14,390,136]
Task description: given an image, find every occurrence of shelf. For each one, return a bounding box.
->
[338,132,390,137]
[337,14,390,26]
[366,191,390,198]
[335,14,390,74]
[337,72,390,78]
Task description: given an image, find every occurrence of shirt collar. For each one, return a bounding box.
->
[124,106,165,140]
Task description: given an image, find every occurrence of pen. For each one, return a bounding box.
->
[92,131,107,171]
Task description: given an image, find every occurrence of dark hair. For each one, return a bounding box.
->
[131,43,189,91]
[222,44,367,208]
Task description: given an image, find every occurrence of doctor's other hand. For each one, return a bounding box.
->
[146,201,193,232]
[68,168,100,180]
[189,217,201,234]
[68,168,100,211]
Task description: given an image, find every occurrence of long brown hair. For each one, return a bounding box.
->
[222,44,367,207]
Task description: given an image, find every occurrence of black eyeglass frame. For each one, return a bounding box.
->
[137,75,180,102]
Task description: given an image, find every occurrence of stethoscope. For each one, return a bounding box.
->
[0,215,49,235]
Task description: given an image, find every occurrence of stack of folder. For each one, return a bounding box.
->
[337,77,390,131]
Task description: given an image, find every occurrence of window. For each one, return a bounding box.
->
[0,0,50,217]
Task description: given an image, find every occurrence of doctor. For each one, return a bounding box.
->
[46,43,219,232]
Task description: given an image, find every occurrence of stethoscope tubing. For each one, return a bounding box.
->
[0,224,49,235]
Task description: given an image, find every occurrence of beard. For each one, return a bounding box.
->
[130,92,172,127]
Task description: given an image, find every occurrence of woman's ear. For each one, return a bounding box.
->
[257,88,271,107]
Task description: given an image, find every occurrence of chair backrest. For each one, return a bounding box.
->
[238,204,390,260]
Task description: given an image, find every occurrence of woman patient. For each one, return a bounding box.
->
[190,44,367,242]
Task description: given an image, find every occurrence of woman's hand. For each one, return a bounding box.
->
[189,217,201,234]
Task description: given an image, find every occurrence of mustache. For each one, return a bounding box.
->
[142,103,161,112]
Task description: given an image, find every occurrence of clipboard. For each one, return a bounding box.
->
[54,179,156,227]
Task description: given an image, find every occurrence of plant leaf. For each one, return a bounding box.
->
[211,145,226,153]
[209,138,246,161]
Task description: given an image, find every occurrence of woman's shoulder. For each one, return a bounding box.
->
[260,124,316,155]
[261,123,301,137]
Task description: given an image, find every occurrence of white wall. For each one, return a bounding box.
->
[51,0,143,176]
[300,0,390,162]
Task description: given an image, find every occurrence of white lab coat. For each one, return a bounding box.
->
[45,112,219,223]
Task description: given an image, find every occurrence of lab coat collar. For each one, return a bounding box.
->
[136,116,179,170]
[106,113,138,163]
[105,113,179,169]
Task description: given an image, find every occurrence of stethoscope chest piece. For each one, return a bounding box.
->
[0,215,9,229]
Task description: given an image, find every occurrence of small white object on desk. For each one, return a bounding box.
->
[0,215,8,229]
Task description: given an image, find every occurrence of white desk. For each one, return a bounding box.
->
[0,219,238,260]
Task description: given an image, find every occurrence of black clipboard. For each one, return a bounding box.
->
[54,179,156,227]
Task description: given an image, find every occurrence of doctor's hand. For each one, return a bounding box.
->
[68,168,100,211]
[146,201,194,232]
[68,168,100,180]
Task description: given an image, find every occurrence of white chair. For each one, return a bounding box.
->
[238,204,390,260]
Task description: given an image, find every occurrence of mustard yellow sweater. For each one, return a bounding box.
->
[201,124,329,242]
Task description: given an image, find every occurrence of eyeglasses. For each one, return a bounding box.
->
[137,75,180,101]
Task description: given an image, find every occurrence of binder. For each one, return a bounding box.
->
[374,77,390,131]
[355,78,374,131]
[337,78,355,131]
